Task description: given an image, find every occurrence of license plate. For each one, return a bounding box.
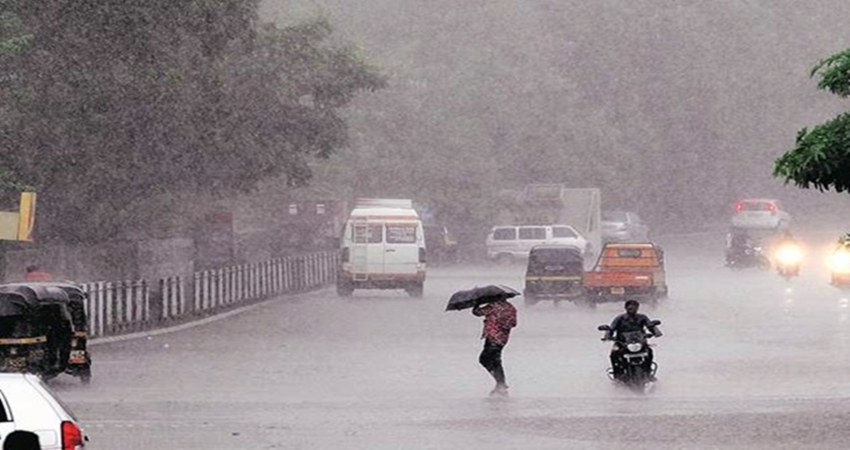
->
[611,287,625,295]
[69,350,87,364]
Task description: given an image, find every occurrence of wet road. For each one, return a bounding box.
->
[52,231,850,449]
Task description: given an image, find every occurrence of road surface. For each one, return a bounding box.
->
[51,231,850,449]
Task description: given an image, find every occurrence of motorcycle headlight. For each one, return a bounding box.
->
[831,250,850,274]
[626,343,643,352]
[775,245,803,266]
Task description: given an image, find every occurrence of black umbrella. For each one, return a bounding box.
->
[445,285,520,311]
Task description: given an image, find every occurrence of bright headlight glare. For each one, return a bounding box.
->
[832,250,850,273]
[626,343,643,352]
[776,245,803,265]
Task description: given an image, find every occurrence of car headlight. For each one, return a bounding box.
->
[831,250,850,274]
[626,343,643,352]
[775,244,803,266]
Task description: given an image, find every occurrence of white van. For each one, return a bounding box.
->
[337,199,426,297]
[485,224,588,263]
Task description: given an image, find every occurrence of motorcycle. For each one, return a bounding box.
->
[774,241,802,280]
[830,244,850,288]
[725,245,771,270]
[598,320,661,391]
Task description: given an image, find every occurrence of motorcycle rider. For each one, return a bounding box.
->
[725,228,755,265]
[605,299,662,379]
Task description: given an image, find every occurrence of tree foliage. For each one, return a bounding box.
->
[0,0,385,243]
[775,48,850,192]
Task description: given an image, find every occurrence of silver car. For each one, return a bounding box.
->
[730,198,791,230]
[0,373,86,449]
[485,225,588,263]
[601,211,650,243]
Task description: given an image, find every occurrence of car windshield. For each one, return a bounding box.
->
[603,211,628,222]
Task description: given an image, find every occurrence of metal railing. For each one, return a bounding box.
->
[80,251,338,338]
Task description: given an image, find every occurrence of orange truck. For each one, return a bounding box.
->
[583,242,668,305]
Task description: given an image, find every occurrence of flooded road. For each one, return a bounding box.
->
[51,231,850,449]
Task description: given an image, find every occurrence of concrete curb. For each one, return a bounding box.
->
[89,291,311,346]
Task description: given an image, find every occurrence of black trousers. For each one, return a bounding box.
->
[479,340,506,386]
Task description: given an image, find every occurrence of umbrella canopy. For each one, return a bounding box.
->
[445,285,520,311]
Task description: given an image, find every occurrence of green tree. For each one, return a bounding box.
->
[775,48,850,192]
[0,1,384,243]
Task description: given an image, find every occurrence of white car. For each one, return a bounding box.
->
[730,198,792,230]
[485,225,588,263]
[0,373,86,449]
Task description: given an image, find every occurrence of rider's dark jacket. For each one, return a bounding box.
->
[609,312,654,341]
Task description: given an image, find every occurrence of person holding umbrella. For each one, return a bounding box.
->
[473,297,517,396]
[446,285,519,396]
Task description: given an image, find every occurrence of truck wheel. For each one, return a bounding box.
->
[406,282,424,298]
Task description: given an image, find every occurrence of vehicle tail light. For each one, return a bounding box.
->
[767,203,777,213]
[419,247,426,263]
[341,247,349,263]
[62,420,85,449]
[734,202,744,212]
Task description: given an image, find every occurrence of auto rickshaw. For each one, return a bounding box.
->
[9,282,93,383]
[0,290,47,374]
[523,244,586,307]
[0,284,74,380]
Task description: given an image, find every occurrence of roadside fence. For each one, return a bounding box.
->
[79,251,338,338]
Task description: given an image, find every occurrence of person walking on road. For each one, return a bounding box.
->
[472,298,517,396]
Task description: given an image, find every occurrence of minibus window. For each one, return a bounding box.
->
[353,224,383,243]
[386,224,417,244]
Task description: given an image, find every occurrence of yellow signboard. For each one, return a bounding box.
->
[17,192,36,241]
[0,192,36,241]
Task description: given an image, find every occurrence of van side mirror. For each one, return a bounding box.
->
[597,325,611,331]
[649,320,661,327]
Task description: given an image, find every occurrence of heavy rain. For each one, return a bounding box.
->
[3,0,850,449]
